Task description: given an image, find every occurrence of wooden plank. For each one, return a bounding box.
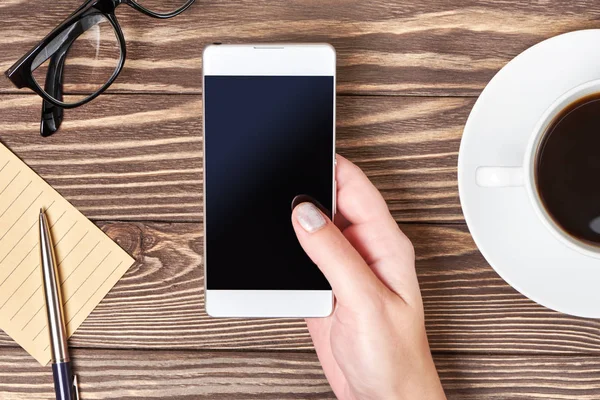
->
[436,354,600,400]
[3,221,600,355]
[2,1,600,95]
[0,94,466,223]
[0,347,334,400]
[3,347,600,399]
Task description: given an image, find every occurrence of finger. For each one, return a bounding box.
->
[335,155,396,227]
[292,202,386,308]
[333,210,350,231]
[291,194,349,230]
[335,155,419,301]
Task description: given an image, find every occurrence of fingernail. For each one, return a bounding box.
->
[296,203,327,233]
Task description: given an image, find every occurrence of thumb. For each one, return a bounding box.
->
[291,202,386,308]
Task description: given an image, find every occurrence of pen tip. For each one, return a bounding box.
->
[40,208,44,214]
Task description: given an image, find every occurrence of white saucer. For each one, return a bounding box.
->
[458,29,600,318]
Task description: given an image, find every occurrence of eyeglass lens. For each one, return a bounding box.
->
[31,13,121,106]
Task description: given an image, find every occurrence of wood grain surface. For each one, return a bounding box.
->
[0,221,598,356]
[3,347,600,400]
[0,94,466,223]
[2,0,600,95]
[3,0,600,398]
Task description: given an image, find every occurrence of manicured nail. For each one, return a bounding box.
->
[296,203,326,233]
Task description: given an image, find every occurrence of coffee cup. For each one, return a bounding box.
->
[475,79,600,259]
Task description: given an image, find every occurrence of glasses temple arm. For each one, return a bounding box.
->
[37,13,103,136]
[40,41,71,137]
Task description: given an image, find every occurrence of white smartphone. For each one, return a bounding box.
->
[203,44,336,317]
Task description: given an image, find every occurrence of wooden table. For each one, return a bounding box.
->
[2,1,600,399]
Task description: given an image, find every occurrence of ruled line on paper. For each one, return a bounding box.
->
[21,303,43,332]
[54,220,78,247]
[67,260,124,326]
[0,160,9,174]
[43,258,127,352]
[0,201,56,261]
[32,322,45,342]
[18,230,90,331]
[64,251,112,305]
[0,142,134,366]
[0,245,37,289]
[61,240,99,284]
[0,170,21,197]
[0,191,44,242]
[58,231,89,267]
[0,216,75,287]
[0,210,65,289]
[11,286,39,321]
[0,180,32,219]
[0,262,40,310]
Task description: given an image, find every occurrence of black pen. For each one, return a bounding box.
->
[40,209,80,400]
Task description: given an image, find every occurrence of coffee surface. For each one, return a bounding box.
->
[536,93,600,246]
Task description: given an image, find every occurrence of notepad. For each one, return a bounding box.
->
[0,144,134,365]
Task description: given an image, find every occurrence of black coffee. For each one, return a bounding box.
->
[535,93,600,246]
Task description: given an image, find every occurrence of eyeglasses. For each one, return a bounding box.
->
[5,0,195,136]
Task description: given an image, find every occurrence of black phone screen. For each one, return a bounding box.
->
[204,76,334,290]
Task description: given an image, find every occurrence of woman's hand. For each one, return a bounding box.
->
[291,155,446,400]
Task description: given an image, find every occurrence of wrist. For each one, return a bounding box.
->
[388,337,446,400]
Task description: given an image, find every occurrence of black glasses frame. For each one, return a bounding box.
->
[5,0,195,135]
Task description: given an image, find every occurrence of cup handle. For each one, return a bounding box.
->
[476,167,524,187]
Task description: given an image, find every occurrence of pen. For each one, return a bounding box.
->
[40,209,80,400]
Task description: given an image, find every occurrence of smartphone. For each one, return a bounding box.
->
[203,44,335,317]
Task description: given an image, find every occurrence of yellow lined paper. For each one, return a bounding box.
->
[0,144,134,365]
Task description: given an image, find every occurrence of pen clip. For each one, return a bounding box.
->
[72,375,80,400]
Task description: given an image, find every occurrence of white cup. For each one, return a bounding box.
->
[475,79,600,259]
